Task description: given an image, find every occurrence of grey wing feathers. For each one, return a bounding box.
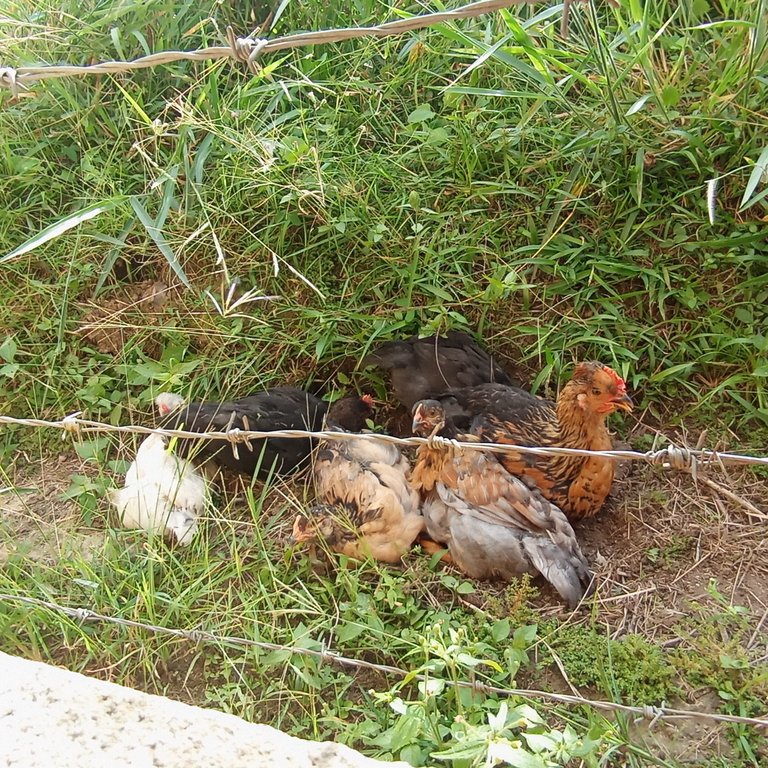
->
[522,534,594,609]
[431,446,593,608]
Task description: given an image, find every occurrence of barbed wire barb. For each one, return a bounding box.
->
[1,592,766,729]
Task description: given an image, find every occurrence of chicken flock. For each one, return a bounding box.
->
[108,331,633,609]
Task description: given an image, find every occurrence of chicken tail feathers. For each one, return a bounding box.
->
[523,537,594,610]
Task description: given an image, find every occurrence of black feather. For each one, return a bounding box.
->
[159,387,371,479]
[365,331,518,410]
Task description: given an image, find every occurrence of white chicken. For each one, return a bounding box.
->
[107,432,207,546]
[155,392,185,417]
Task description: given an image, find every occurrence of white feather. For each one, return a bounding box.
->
[108,433,207,545]
[706,177,718,225]
[154,392,185,417]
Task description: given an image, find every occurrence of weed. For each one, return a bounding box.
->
[644,535,694,569]
[544,626,678,705]
[671,585,768,763]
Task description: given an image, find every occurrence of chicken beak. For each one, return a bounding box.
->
[411,403,426,433]
[613,393,634,413]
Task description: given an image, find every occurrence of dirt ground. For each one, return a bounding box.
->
[1,430,767,764]
[0,455,106,565]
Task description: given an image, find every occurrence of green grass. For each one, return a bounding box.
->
[1,0,768,765]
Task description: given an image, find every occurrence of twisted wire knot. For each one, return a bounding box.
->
[646,444,698,479]
[225,27,269,74]
[319,648,340,665]
[61,412,82,436]
[185,629,206,644]
[469,678,491,695]
[72,608,95,622]
[224,426,255,460]
[635,702,666,728]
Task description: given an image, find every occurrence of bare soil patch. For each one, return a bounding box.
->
[0,454,106,564]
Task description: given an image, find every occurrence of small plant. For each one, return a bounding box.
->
[545,626,677,705]
[339,621,607,767]
[644,536,694,568]
[671,585,768,762]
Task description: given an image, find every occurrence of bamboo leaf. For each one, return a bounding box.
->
[740,146,768,210]
[2,199,121,263]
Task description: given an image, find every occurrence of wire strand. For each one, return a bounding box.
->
[1,593,765,729]
[1,412,768,474]
[0,0,545,92]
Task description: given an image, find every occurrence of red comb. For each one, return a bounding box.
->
[361,394,374,407]
[602,365,626,393]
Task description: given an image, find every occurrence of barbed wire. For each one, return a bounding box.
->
[2,411,768,478]
[1,592,765,729]
[0,0,553,95]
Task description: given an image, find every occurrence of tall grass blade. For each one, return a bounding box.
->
[129,197,191,288]
[94,219,136,295]
[1,200,122,263]
[739,146,768,210]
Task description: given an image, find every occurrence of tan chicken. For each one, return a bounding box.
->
[410,400,593,608]
[292,430,424,563]
[441,362,633,520]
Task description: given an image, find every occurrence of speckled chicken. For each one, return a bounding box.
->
[107,432,207,545]
[410,400,593,608]
[155,388,372,480]
[440,362,633,520]
[292,428,424,563]
[364,330,517,413]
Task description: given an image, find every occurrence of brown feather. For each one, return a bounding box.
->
[298,435,424,563]
[448,362,631,519]
[410,401,593,608]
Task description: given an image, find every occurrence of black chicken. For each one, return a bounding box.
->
[155,388,372,480]
[364,331,518,413]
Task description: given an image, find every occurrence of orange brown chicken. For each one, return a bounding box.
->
[410,400,593,609]
[439,362,633,520]
[292,423,425,563]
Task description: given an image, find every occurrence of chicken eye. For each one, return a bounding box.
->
[591,388,602,396]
